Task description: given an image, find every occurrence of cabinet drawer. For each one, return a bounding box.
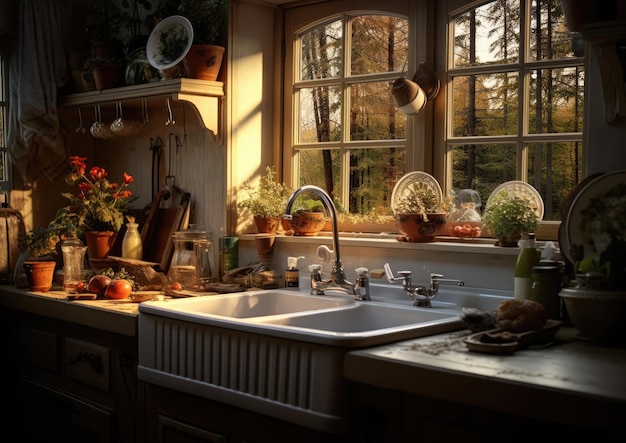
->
[65,337,111,391]
[20,325,59,373]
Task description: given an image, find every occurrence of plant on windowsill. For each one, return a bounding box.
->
[83,56,125,91]
[482,191,539,247]
[393,182,454,242]
[283,193,328,237]
[239,165,291,234]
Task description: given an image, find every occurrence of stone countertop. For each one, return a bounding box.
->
[0,284,143,336]
[344,328,626,433]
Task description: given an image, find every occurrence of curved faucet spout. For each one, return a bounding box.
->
[285,185,354,294]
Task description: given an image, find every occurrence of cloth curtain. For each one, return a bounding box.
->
[7,0,70,185]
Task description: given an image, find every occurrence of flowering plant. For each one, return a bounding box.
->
[61,156,135,233]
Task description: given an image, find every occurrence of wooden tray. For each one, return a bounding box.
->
[464,320,562,354]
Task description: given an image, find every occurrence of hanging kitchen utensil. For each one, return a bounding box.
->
[75,108,86,133]
[90,105,113,139]
[165,97,175,125]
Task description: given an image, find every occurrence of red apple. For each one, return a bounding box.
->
[104,279,132,300]
[88,275,112,296]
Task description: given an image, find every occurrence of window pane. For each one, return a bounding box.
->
[527,141,583,221]
[453,0,520,68]
[529,0,573,61]
[298,86,342,143]
[451,144,517,205]
[528,67,584,134]
[298,149,341,200]
[351,15,408,75]
[351,81,406,140]
[300,19,343,81]
[349,148,406,215]
[451,73,519,137]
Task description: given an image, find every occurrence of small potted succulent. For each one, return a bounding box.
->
[393,182,453,242]
[239,166,291,234]
[482,191,539,247]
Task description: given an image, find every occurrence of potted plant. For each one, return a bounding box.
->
[175,0,228,80]
[393,182,453,242]
[283,193,328,236]
[239,166,291,233]
[482,191,539,247]
[87,0,124,57]
[83,56,125,91]
[61,156,136,264]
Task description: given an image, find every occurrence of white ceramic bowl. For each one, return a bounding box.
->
[559,287,626,342]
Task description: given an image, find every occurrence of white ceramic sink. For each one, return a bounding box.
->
[146,289,354,318]
[138,287,510,434]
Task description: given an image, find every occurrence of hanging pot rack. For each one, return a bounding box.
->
[59,78,224,135]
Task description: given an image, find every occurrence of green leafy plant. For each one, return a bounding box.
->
[20,210,82,258]
[83,56,124,74]
[394,182,453,220]
[482,191,539,243]
[239,166,291,219]
[87,0,124,43]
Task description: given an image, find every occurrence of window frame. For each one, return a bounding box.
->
[434,0,584,239]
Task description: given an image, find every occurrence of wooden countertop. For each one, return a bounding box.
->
[344,328,626,433]
[0,284,141,336]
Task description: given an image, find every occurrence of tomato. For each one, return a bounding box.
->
[88,275,112,296]
[104,279,132,299]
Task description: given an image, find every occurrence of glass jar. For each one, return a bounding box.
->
[447,189,482,238]
[168,227,215,290]
[121,222,143,260]
[61,238,87,291]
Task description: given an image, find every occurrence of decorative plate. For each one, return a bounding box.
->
[391,171,443,214]
[558,172,603,265]
[486,180,544,220]
[146,15,194,70]
[565,170,626,263]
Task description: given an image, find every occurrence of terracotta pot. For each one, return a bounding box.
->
[23,260,56,292]
[254,216,281,234]
[283,212,327,236]
[182,44,225,81]
[84,231,117,263]
[395,213,447,242]
[92,63,123,90]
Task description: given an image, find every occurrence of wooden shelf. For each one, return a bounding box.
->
[60,78,224,135]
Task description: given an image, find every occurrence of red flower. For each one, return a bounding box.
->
[123,172,134,185]
[90,166,108,180]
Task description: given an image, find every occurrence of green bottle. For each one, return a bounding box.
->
[514,233,539,300]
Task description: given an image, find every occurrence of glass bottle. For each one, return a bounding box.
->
[121,221,143,260]
[514,233,539,300]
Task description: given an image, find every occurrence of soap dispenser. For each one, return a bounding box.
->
[284,256,305,288]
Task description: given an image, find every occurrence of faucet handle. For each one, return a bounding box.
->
[316,245,334,263]
[383,263,411,284]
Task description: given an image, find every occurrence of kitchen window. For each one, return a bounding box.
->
[443,0,584,224]
[0,41,9,195]
[284,0,583,236]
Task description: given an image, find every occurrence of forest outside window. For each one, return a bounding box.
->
[291,13,410,221]
[447,0,583,226]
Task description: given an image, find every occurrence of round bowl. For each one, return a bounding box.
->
[559,287,626,342]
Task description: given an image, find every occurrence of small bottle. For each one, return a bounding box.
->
[514,233,539,300]
[219,236,238,280]
[121,217,143,260]
[531,262,563,319]
[284,256,305,288]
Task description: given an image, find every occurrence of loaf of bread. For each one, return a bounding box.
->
[495,299,547,332]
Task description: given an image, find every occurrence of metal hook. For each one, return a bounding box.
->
[165,97,175,125]
[76,108,86,133]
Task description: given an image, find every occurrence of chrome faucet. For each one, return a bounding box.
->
[285,185,358,297]
[383,263,464,307]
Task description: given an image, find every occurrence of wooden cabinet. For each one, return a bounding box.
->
[145,384,347,443]
[2,309,144,442]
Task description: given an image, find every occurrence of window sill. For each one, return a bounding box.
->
[238,233,526,257]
